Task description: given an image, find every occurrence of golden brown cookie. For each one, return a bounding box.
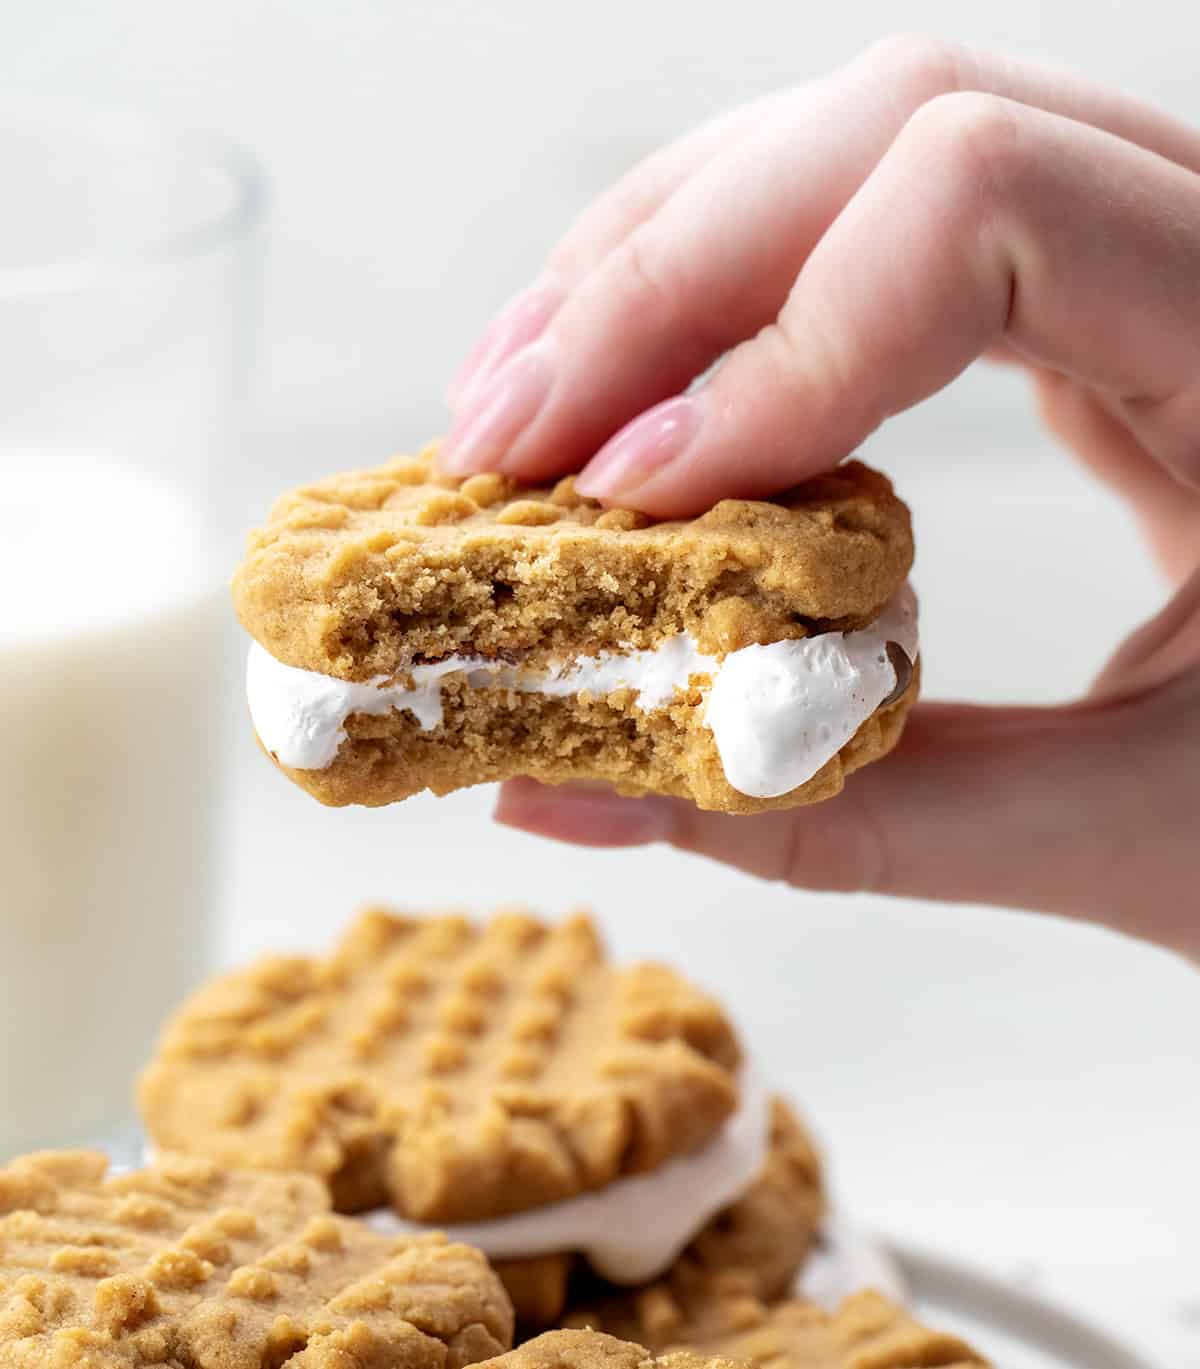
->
[234,444,918,813]
[235,448,912,674]
[475,1328,742,1369]
[478,1300,990,1369]
[498,1099,825,1328]
[138,909,741,1225]
[561,1289,989,1367]
[0,1149,513,1369]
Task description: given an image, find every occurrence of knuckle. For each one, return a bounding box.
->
[779,804,888,894]
[903,91,1026,208]
[730,324,813,427]
[547,180,656,284]
[545,236,588,283]
[619,228,677,310]
[859,32,967,106]
[770,298,858,401]
[609,227,687,330]
[749,321,801,383]
[547,215,605,284]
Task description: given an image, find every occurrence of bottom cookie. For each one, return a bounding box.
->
[478,1329,740,1369]
[0,1150,514,1369]
[562,1271,989,1366]
[485,1298,989,1369]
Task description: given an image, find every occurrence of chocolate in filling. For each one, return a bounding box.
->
[881,641,914,708]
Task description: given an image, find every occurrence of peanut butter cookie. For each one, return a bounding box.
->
[139,910,741,1224]
[0,1149,512,1369]
[561,1288,988,1366]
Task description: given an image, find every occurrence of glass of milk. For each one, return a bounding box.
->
[0,105,265,1159]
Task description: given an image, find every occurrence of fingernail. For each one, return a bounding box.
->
[447,277,563,411]
[576,397,700,500]
[438,346,554,475]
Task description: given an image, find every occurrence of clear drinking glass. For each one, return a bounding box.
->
[0,104,265,1159]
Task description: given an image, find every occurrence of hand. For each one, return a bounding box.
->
[442,37,1200,959]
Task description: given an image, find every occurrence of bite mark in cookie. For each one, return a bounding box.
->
[234,447,919,812]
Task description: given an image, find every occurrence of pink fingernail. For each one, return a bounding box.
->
[438,346,554,474]
[576,397,700,500]
[447,278,563,410]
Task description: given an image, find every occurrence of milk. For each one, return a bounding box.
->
[0,458,225,1157]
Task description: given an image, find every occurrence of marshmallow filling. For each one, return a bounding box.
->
[247,586,918,800]
[363,1067,772,1284]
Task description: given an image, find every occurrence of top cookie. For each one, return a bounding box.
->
[233,445,913,679]
[0,1149,513,1369]
[139,910,741,1224]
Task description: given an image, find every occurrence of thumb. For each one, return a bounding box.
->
[494,684,1198,955]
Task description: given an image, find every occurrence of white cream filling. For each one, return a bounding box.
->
[246,586,918,799]
[363,1066,772,1284]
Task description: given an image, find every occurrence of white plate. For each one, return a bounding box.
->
[895,1242,1158,1369]
[799,1218,1157,1369]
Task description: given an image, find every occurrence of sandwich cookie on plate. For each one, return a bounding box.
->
[138,909,826,1326]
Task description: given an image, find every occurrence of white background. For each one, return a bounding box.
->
[4,5,1197,1364]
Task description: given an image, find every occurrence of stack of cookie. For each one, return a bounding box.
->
[0,455,992,1366]
[0,1155,983,1369]
[0,911,988,1367]
[136,911,824,1330]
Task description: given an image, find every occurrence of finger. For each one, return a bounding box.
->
[445,276,566,409]
[982,341,1032,366]
[1035,373,1200,584]
[494,684,1200,955]
[1094,565,1200,698]
[575,96,1200,515]
[441,34,1200,479]
[546,91,793,286]
[445,92,792,409]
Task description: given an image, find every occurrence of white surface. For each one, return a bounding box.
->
[897,1244,1164,1369]
[4,2,1196,1355]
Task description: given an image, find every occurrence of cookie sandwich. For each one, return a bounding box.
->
[234,446,918,813]
[0,1148,512,1368]
[138,910,825,1327]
